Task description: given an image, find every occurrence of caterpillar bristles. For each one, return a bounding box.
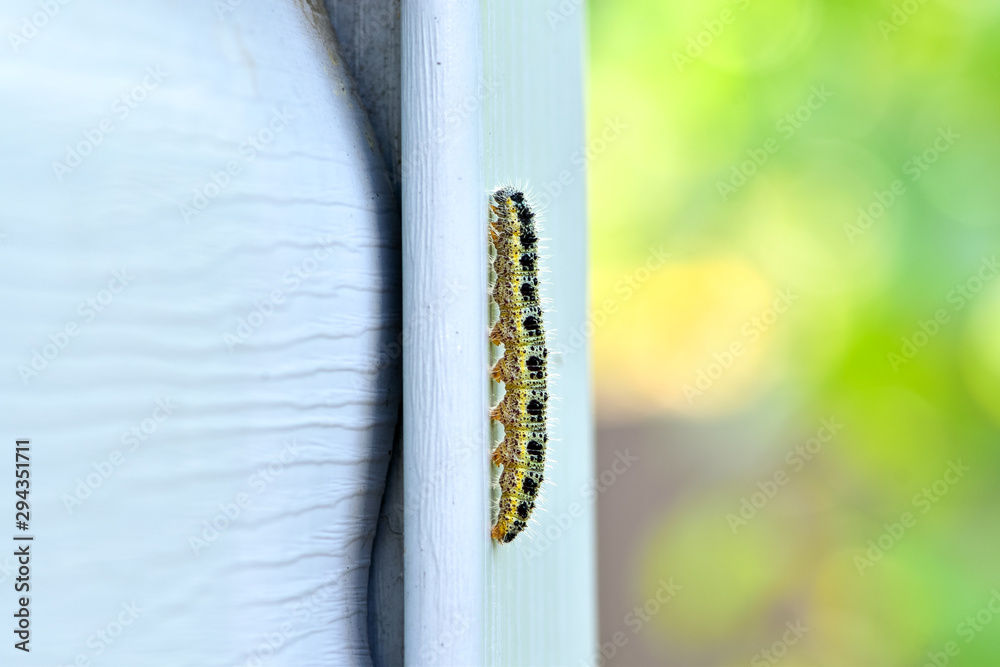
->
[488,185,551,544]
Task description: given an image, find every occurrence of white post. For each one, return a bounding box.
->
[402,1,489,666]
[482,2,596,665]
[0,2,399,664]
[401,1,594,664]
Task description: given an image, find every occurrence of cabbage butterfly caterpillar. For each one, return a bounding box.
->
[489,187,548,543]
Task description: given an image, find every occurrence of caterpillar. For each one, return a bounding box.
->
[489,186,548,544]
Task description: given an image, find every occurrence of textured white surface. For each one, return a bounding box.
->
[483,2,597,666]
[0,1,397,665]
[402,0,595,665]
[402,1,489,666]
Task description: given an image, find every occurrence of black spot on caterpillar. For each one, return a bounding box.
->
[489,186,548,544]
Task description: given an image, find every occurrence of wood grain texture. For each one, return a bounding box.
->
[402,1,489,665]
[402,0,595,664]
[483,2,597,665]
[0,1,397,664]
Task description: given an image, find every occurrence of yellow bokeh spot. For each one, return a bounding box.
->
[808,549,932,665]
[594,258,786,419]
[636,491,806,649]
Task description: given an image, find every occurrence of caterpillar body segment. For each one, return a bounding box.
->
[489,186,549,544]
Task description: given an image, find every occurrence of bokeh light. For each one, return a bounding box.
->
[590,0,1000,664]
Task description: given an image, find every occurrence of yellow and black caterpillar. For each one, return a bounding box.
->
[489,186,548,543]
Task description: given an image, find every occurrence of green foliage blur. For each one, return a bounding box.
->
[588,0,1000,664]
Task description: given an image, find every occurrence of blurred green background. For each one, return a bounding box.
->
[587,0,1000,665]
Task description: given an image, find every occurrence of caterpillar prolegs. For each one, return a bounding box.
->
[489,187,548,544]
